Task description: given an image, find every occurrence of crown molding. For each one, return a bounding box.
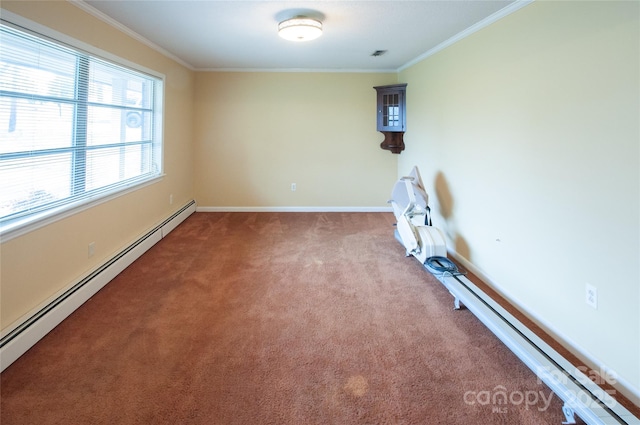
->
[196,206,393,213]
[398,0,534,72]
[68,0,196,71]
[67,0,533,74]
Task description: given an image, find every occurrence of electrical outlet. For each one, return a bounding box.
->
[88,242,95,258]
[291,183,296,192]
[586,283,597,309]
[169,194,173,205]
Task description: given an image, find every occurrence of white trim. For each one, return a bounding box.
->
[161,202,196,237]
[0,201,195,372]
[197,67,398,74]
[0,230,160,371]
[67,0,195,71]
[398,0,534,72]
[0,14,167,242]
[428,264,639,424]
[0,176,165,243]
[0,9,166,80]
[196,206,393,213]
[57,0,527,75]
[68,1,397,74]
[448,249,640,407]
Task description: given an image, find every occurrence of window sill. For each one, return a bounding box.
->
[0,175,164,243]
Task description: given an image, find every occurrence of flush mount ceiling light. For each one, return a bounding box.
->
[278,17,323,42]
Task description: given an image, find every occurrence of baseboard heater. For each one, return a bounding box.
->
[425,258,639,425]
[0,200,197,372]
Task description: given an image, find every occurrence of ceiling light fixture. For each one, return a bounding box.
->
[278,17,323,42]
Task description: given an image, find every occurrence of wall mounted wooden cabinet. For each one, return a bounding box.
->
[374,83,407,154]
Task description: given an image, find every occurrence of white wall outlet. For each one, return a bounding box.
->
[586,283,597,309]
[88,242,95,258]
[291,183,296,192]
[169,194,173,205]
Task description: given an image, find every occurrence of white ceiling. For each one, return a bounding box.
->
[78,0,522,72]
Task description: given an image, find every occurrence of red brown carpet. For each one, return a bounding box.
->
[1,212,571,424]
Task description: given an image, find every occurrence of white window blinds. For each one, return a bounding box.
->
[0,22,163,230]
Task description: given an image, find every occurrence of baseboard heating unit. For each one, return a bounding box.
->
[425,257,639,425]
[0,200,196,372]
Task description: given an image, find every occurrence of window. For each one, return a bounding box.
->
[0,22,163,235]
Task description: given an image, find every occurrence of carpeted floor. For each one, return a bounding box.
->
[1,212,571,424]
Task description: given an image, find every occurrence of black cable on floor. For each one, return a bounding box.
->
[424,256,466,276]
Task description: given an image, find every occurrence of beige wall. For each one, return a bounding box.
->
[194,72,398,208]
[0,3,398,334]
[3,0,637,406]
[0,1,195,330]
[399,1,639,401]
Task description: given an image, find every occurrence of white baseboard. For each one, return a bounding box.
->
[448,251,640,424]
[0,201,196,372]
[196,206,393,213]
[162,201,196,237]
